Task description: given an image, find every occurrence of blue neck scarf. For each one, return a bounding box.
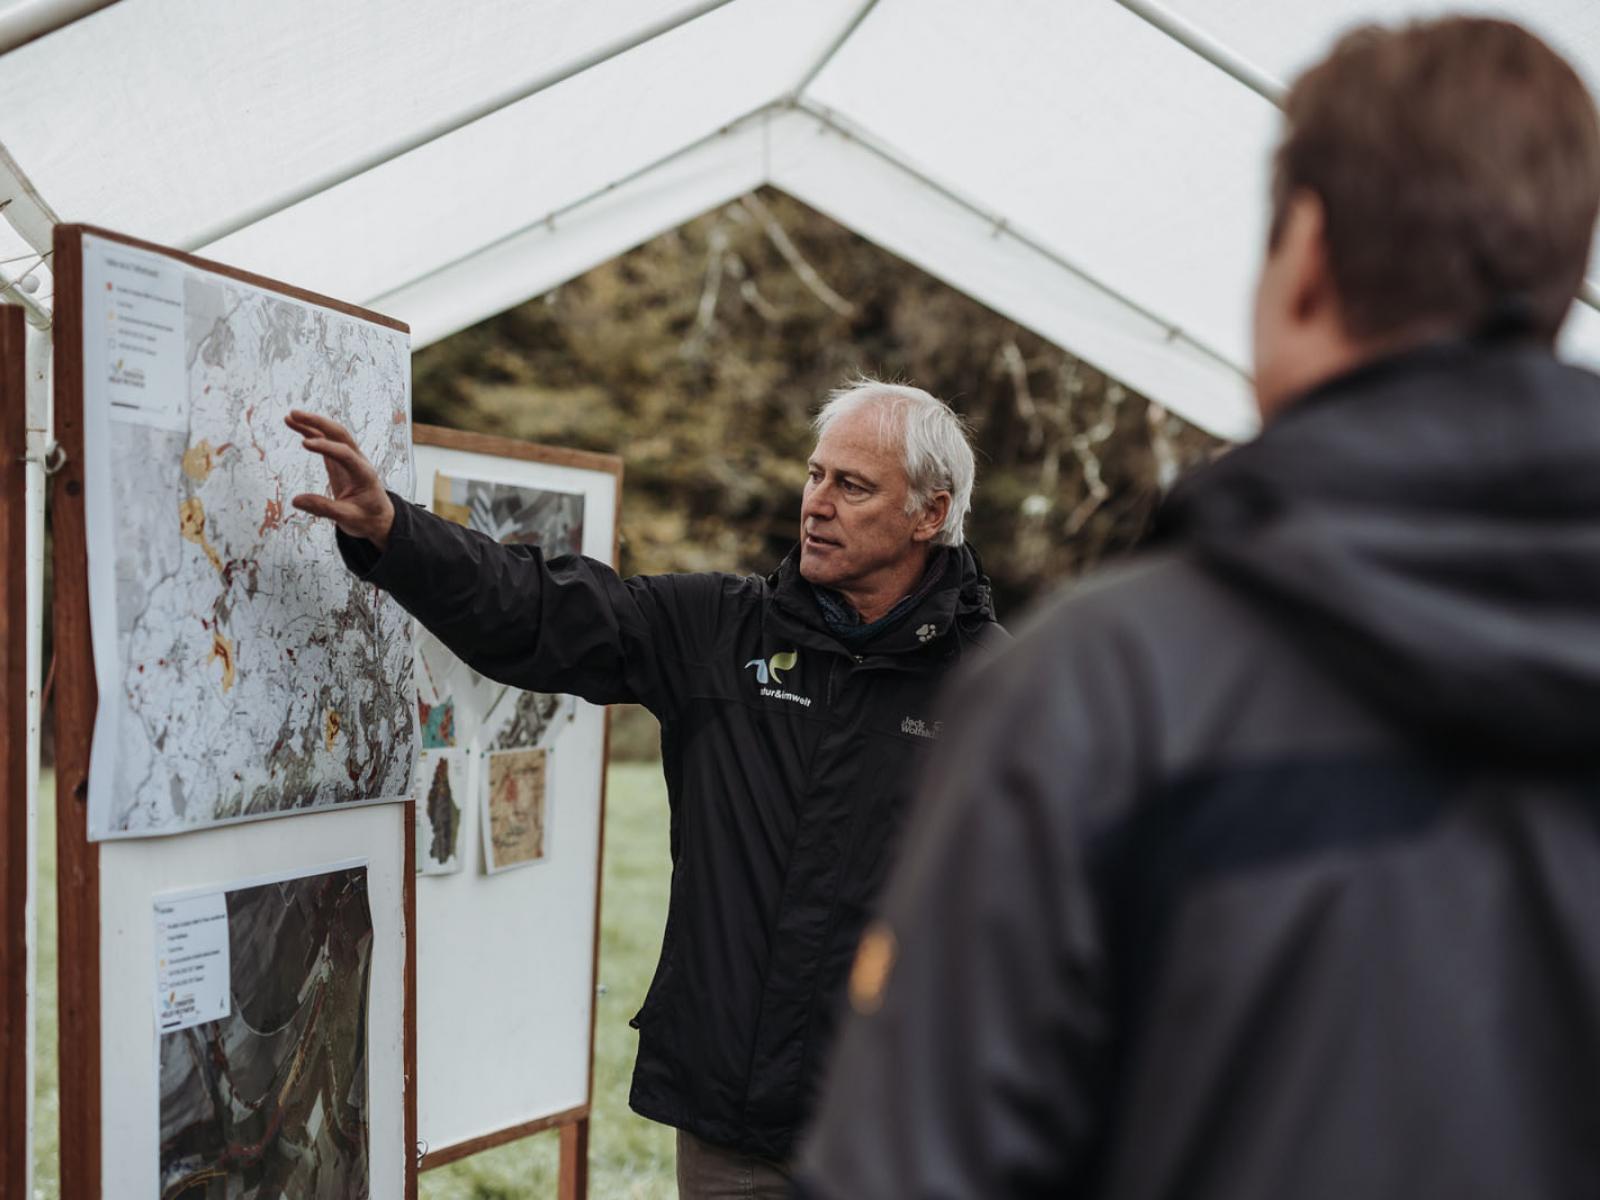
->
[812,553,949,647]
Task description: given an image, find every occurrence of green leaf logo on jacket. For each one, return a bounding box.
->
[744,649,798,686]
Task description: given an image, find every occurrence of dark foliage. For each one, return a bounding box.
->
[414,189,1225,622]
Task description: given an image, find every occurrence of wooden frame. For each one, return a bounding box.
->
[0,305,29,1200]
[411,424,623,1200]
[51,224,419,1199]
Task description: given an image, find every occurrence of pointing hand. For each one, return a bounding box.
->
[286,410,397,552]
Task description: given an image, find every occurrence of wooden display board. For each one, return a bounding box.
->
[0,304,29,1200]
[410,426,621,1197]
[52,225,418,1199]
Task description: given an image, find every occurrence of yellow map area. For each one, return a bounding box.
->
[208,631,236,692]
[178,497,223,575]
[181,439,215,483]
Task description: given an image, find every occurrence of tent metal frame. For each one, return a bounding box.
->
[1113,0,1600,312]
[179,0,744,250]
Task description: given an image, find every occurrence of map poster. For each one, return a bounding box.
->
[80,232,418,839]
[157,862,372,1199]
[414,748,467,876]
[482,747,549,873]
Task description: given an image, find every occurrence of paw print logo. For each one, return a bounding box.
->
[916,623,938,643]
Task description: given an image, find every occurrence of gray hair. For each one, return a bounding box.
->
[812,378,976,547]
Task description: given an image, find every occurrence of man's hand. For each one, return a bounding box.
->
[287,410,397,552]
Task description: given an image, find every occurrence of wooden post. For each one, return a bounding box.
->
[0,304,30,1200]
[558,1117,590,1200]
[405,799,419,1200]
[51,226,102,1200]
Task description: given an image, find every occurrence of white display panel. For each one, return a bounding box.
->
[411,436,617,1160]
[97,802,410,1196]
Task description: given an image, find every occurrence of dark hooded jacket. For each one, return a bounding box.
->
[797,339,1600,1199]
[338,500,1004,1158]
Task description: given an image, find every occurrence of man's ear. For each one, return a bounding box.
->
[911,492,952,544]
[1280,190,1337,325]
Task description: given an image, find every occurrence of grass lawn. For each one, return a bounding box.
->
[32,761,677,1199]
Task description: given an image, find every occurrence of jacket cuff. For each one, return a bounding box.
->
[335,490,415,583]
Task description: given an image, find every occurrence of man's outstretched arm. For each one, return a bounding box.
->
[289,409,719,714]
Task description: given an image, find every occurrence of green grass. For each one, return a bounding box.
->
[34,771,58,1200]
[419,761,677,1198]
[32,762,677,1199]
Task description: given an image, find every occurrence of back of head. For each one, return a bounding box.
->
[1273,16,1600,343]
[1182,17,1600,764]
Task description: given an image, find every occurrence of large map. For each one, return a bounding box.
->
[83,234,417,838]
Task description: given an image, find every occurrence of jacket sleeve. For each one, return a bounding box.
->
[339,493,727,717]
[795,604,1141,1198]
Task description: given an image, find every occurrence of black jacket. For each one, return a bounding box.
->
[798,340,1600,1198]
[340,505,1003,1157]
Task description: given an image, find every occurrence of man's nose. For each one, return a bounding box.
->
[804,486,836,521]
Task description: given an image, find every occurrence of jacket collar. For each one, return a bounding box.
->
[768,543,997,659]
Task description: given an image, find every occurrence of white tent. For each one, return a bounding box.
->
[6,0,1600,443]
[5,3,1600,1192]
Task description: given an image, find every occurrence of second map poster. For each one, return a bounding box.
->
[156,862,373,1198]
[414,470,582,874]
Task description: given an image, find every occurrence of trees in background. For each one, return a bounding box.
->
[414,190,1222,619]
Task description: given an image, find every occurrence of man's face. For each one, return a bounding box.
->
[799,404,926,592]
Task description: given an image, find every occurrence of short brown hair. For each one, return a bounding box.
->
[1272,17,1600,342]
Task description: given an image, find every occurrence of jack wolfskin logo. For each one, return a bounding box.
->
[744,649,798,685]
[901,716,943,740]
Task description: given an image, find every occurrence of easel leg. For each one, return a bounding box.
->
[559,1117,590,1200]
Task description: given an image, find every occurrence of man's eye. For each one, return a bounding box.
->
[841,480,864,495]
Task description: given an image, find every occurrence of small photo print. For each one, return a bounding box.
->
[482,747,548,873]
[414,747,467,876]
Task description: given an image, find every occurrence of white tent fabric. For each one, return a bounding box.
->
[5,0,1600,442]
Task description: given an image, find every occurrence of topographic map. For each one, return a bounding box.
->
[85,237,416,838]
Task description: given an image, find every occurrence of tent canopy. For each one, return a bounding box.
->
[5,0,1600,441]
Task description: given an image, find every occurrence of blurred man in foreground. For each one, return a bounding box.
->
[291,379,1003,1197]
[798,18,1600,1199]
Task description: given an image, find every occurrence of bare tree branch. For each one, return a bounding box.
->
[740,192,857,318]
[682,224,729,357]
[1145,399,1182,492]
[1063,382,1123,537]
[999,339,1046,453]
[726,252,781,322]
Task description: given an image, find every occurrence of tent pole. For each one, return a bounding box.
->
[0,268,48,329]
[184,0,742,252]
[1108,0,1600,312]
[366,99,781,325]
[790,0,882,99]
[1109,0,1284,104]
[21,320,52,1200]
[0,0,117,56]
[790,101,1248,384]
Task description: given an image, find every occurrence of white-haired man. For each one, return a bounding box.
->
[289,378,1005,1196]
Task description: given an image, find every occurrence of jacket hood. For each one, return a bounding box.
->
[770,542,999,657]
[1157,339,1600,763]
